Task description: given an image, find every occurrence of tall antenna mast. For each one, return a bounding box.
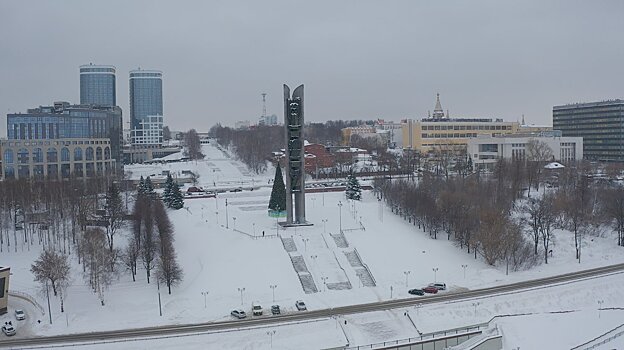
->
[261,92,267,118]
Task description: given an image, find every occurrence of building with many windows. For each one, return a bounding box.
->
[130,69,163,146]
[0,138,115,180]
[401,94,520,153]
[553,100,624,162]
[80,63,116,106]
[6,101,123,172]
[467,132,583,170]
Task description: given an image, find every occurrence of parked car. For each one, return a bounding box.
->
[2,324,16,336]
[271,305,281,315]
[295,300,307,311]
[15,309,25,321]
[408,288,424,296]
[422,286,439,294]
[230,309,247,319]
[429,283,446,291]
[252,302,263,316]
[230,187,243,192]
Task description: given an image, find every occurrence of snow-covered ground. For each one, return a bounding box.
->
[2,142,624,349]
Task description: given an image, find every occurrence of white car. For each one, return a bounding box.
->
[15,309,26,321]
[252,302,263,316]
[230,309,247,319]
[2,324,16,336]
[295,300,307,311]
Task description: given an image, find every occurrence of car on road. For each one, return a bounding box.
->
[15,309,25,321]
[230,309,247,319]
[230,187,243,192]
[429,283,446,291]
[2,324,16,336]
[422,286,439,294]
[408,288,424,296]
[295,300,307,311]
[271,305,281,315]
[252,302,263,316]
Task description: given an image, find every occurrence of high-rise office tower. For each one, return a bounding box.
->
[80,64,116,106]
[129,69,163,145]
[553,99,624,162]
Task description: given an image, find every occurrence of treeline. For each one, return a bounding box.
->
[1,175,183,312]
[374,159,624,273]
[208,120,370,174]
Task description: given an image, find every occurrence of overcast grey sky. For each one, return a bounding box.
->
[1,1,623,133]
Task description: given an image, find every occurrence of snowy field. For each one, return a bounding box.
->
[2,142,624,349]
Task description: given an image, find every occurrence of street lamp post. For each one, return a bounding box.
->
[472,302,480,316]
[267,330,276,348]
[403,270,411,287]
[390,285,393,299]
[432,267,439,283]
[237,287,245,305]
[303,238,309,252]
[322,219,328,234]
[201,291,209,308]
[311,197,316,208]
[252,222,255,236]
[233,217,237,230]
[321,276,328,292]
[270,284,278,302]
[416,303,422,316]
[461,264,468,279]
[338,201,343,233]
[225,199,229,229]
[598,300,604,318]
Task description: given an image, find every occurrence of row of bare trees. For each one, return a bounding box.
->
[375,158,624,273]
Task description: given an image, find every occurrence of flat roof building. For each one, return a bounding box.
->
[553,100,624,162]
[130,69,163,146]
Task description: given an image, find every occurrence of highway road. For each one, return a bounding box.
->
[2,263,623,349]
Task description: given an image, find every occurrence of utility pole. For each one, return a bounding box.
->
[225,199,229,229]
[45,280,52,324]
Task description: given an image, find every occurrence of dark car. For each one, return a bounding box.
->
[408,288,424,296]
[230,187,243,192]
[422,286,438,294]
[271,305,281,315]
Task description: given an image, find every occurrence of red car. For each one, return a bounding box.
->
[422,286,438,294]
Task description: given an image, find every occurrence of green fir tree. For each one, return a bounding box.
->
[169,181,185,210]
[144,176,156,198]
[268,164,287,213]
[138,176,146,195]
[162,174,175,207]
[345,172,362,200]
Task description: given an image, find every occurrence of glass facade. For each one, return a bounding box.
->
[553,100,624,162]
[80,65,116,106]
[129,70,163,145]
[6,103,123,170]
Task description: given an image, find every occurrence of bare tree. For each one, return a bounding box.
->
[525,139,554,196]
[184,129,205,160]
[122,237,140,282]
[31,249,71,297]
[81,228,115,305]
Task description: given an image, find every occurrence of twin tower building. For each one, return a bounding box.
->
[79,64,164,146]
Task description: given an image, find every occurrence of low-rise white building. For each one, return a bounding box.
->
[467,132,583,170]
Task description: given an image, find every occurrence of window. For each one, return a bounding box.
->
[33,148,43,163]
[3,149,14,163]
[104,147,111,160]
[61,147,70,162]
[96,147,103,160]
[74,147,83,161]
[47,147,58,162]
[17,148,29,164]
[86,147,94,161]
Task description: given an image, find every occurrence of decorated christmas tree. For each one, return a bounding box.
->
[268,164,287,217]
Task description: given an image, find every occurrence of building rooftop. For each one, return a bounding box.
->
[553,99,624,110]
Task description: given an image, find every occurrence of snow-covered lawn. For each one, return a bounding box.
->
[3,142,624,349]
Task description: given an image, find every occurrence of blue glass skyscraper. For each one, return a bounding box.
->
[80,64,116,106]
[129,69,163,145]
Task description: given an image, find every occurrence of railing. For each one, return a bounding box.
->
[9,290,46,316]
[571,323,624,349]
[353,247,376,286]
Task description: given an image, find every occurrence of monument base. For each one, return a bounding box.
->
[279,221,314,228]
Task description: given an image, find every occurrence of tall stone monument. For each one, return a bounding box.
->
[283,84,309,226]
